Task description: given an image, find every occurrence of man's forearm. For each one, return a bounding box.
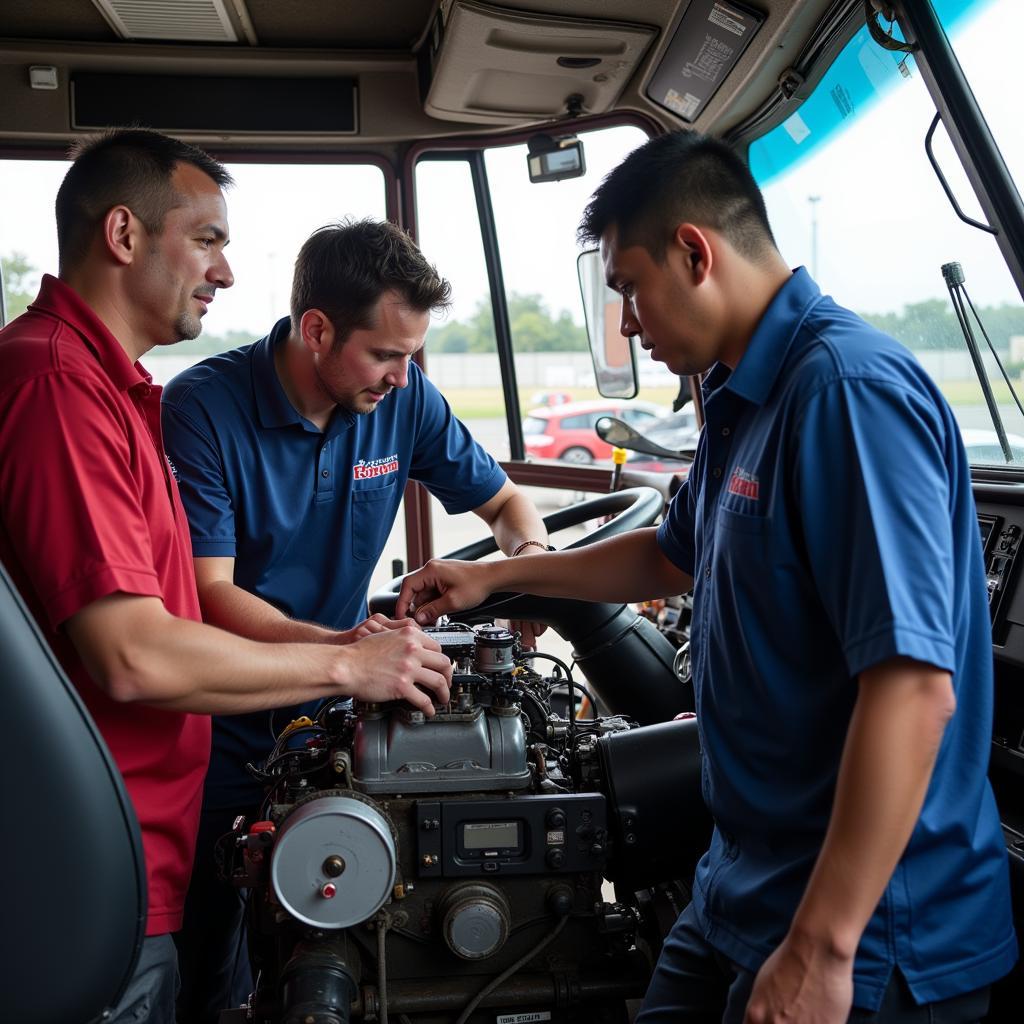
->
[67,594,452,716]
[198,578,339,643]
[479,529,689,603]
[477,484,549,556]
[787,659,956,959]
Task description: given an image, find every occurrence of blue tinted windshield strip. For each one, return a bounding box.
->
[749,0,993,186]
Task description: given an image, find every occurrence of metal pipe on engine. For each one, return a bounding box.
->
[359,955,650,1017]
[279,942,359,1024]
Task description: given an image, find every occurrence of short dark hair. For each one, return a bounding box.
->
[55,127,233,273]
[578,130,777,263]
[290,219,452,345]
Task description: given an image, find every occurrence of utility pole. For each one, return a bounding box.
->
[808,195,821,279]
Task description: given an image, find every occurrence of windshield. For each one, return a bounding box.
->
[749,0,1024,468]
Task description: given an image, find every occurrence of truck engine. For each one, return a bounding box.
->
[223,622,709,1024]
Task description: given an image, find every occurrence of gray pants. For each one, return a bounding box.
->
[106,934,179,1024]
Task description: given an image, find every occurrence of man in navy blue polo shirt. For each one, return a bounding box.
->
[396,131,1017,1023]
[162,219,548,1022]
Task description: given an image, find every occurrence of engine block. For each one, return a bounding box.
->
[221,623,706,1024]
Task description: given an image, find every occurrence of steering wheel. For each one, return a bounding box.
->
[369,486,661,624]
[368,486,691,725]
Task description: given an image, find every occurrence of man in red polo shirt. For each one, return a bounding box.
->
[0,128,452,1024]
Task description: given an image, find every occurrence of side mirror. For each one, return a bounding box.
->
[595,416,694,462]
[527,133,586,183]
[577,248,638,399]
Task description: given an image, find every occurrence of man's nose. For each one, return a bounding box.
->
[619,298,639,338]
[210,250,234,290]
[385,361,409,389]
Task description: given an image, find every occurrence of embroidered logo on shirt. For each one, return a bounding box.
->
[727,466,759,500]
[353,453,399,480]
[166,456,180,482]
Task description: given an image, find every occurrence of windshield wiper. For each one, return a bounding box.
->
[942,261,1024,463]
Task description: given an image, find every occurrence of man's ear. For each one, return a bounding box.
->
[671,223,713,284]
[102,206,139,267]
[299,309,335,353]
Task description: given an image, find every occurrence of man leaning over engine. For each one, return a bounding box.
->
[161,218,550,1023]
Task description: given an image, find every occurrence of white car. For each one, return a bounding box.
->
[960,428,1024,464]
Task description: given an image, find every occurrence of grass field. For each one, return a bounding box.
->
[939,379,1021,404]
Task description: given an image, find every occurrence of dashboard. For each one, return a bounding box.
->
[975,484,1024,881]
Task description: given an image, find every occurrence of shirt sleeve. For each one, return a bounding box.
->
[791,376,957,678]
[408,370,507,514]
[0,372,163,628]
[657,475,697,576]
[162,400,237,557]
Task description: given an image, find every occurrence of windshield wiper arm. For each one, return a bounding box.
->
[942,261,1021,463]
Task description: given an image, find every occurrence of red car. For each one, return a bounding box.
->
[523,399,664,464]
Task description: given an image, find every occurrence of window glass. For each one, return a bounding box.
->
[483,124,679,471]
[416,159,508,457]
[0,158,387,384]
[938,0,1022,194]
[622,408,660,426]
[0,156,405,591]
[561,414,590,430]
[749,0,1024,467]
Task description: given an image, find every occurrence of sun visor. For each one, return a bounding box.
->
[420,0,657,125]
[645,0,764,123]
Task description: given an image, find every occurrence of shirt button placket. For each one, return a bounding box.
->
[316,440,334,498]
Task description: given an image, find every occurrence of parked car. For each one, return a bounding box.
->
[961,428,1024,464]
[523,399,664,464]
[623,407,701,475]
[530,390,573,408]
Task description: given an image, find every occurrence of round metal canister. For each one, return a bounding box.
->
[439,883,511,960]
[270,795,396,929]
[473,625,515,674]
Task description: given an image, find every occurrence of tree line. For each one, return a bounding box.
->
[4,251,1024,358]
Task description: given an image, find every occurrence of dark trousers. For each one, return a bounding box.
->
[174,805,254,1024]
[637,904,991,1024]
[107,934,179,1024]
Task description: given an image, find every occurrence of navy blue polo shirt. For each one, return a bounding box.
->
[162,317,506,807]
[657,269,1016,1008]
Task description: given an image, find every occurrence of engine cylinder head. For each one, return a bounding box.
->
[438,883,511,960]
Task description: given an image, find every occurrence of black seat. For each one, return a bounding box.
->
[0,562,145,1023]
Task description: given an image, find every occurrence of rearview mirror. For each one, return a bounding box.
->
[527,134,586,183]
[577,248,638,399]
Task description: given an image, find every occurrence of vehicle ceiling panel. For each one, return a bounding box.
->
[244,0,434,49]
[0,0,115,43]
[0,1,851,149]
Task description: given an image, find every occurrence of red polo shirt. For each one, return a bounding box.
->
[0,275,211,935]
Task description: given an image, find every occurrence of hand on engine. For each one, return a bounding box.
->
[335,612,416,644]
[509,618,547,650]
[340,626,452,714]
[396,559,496,624]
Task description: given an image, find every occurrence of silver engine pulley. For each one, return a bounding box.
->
[270,795,396,929]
